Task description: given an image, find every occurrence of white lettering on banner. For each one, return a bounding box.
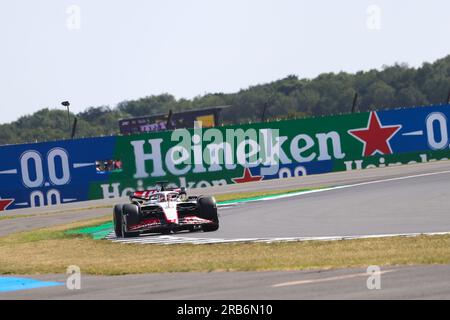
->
[260,130,290,175]
[122,117,450,195]
[100,152,450,200]
[236,140,260,167]
[131,139,165,178]
[426,112,449,150]
[47,148,71,185]
[294,166,307,177]
[166,146,191,175]
[129,129,350,179]
[192,134,207,173]
[204,141,238,171]
[344,153,448,171]
[47,189,61,205]
[100,178,230,199]
[196,180,211,188]
[20,148,72,188]
[259,129,277,175]
[211,179,227,187]
[278,168,291,178]
[30,191,45,207]
[290,134,316,163]
[21,151,44,188]
[121,188,135,197]
[29,190,62,207]
[101,183,121,198]
[266,135,291,165]
[178,177,193,189]
[203,129,234,171]
[315,132,346,161]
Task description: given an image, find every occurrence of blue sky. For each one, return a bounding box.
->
[1,0,449,123]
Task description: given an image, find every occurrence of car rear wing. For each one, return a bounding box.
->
[130,190,158,201]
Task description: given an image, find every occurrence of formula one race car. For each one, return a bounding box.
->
[113,182,219,238]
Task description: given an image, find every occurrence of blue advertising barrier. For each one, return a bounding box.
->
[1,104,450,211]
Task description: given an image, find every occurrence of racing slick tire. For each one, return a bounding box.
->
[113,204,124,237]
[121,203,140,238]
[198,196,219,232]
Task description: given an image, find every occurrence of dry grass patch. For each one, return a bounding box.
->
[0,220,449,275]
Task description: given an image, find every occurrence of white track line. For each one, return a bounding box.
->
[272,270,394,287]
[105,231,450,245]
[243,169,450,203]
[213,169,450,206]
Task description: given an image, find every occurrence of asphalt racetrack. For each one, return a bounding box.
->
[2,160,450,239]
[117,167,450,242]
[2,265,450,300]
[1,161,450,299]
[208,167,450,238]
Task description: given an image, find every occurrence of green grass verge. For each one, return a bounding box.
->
[0,215,450,275]
[214,187,320,203]
[0,214,35,221]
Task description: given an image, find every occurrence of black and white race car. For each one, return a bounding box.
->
[113,183,219,238]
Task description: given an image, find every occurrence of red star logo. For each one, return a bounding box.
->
[232,168,263,184]
[348,112,401,157]
[0,199,14,211]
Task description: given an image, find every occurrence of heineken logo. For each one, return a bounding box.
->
[4,105,450,210]
[130,125,346,179]
[348,111,402,157]
[96,106,450,201]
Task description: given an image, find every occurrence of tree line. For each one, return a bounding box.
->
[1,55,449,146]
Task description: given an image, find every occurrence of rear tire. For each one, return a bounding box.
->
[198,196,219,232]
[122,203,140,238]
[113,204,124,237]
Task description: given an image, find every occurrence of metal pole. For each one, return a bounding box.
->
[351,93,358,113]
[261,104,266,122]
[262,94,274,122]
[71,117,78,139]
[61,101,71,135]
[166,110,173,130]
[67,106,71,132]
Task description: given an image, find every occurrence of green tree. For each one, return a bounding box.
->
[2,55,450,146]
